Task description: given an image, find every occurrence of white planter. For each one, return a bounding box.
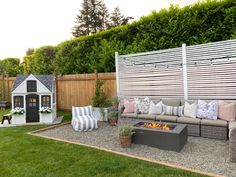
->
[93,107,109,121]
[40,113,54,123]
[12,114,26,124]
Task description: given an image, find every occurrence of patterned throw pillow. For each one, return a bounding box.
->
[134,98,140,114]
[197,100,218,120]
[135,97,150,114]
[218,101,236,122]
[163,104,183,116]
[123,99,135,113]
[148,101,162,115]
[184,102,197,118]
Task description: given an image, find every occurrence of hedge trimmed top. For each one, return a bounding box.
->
[22,0,236,75]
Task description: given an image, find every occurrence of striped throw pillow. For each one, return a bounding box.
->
[163,104,183,117]
[71,106,98,131]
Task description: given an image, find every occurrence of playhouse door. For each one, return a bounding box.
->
[26,94,39,122]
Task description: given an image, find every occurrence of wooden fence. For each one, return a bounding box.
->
[0,72,117,111]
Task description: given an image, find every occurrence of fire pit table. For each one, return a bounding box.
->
[132,122,187,152]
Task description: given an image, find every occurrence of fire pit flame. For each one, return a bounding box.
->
[143,122,170,131]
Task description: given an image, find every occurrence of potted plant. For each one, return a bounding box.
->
[108,111,118,126]
[11,107,26,124]
[111,96,119,109]
[39,106,53,123]
[92,80,111,121]
[118,125,134,148]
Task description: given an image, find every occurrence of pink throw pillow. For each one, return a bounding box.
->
[218,101,236,122]
[123,99,135,113]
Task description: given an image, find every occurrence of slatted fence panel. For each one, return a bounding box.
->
[117,39,236,101]
[186,40,236,99]
[118,47,184,100]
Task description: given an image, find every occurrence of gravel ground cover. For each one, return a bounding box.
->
[37,122,236,177]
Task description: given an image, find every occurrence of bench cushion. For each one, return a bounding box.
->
[201,119,227,127]
[229,121,236,130]
[137,114,156,120]
[121,113,137,118]
[177,116,200,124]
[156,115,177,122]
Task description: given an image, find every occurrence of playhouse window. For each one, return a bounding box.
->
[41,95,51,107]
[14,96,23,108]
[27,80,37,92]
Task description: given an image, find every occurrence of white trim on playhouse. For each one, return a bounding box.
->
[11,74,57,124]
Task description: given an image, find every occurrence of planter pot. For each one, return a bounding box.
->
[93,107,109,121]
[40,113,54,123]
[12,114,26,124]
[119,136,132,148]
[108,117,117,126]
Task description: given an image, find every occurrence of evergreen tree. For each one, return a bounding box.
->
[108,7,133,29]
[72,1,131,37]
[72,0,91,37]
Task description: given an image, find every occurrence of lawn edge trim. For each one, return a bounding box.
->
[27,124,224,177]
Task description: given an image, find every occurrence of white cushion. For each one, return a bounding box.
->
[184,102,197,118]
[148,101,162,115]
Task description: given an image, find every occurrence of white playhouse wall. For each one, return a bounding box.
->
[12,74,56,124]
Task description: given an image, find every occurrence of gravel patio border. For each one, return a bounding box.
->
[33,122,235,177]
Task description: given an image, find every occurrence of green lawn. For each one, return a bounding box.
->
[0,110,208,177]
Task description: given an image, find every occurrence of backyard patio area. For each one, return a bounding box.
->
[0,110,209,177]
[33,121,235,177]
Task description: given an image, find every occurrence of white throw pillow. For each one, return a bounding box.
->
[148,101,162,115]
[184,102,197,118]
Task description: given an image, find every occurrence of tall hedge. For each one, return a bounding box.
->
[26,0,236,74]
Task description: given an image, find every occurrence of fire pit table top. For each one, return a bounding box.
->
[132,122,188,152]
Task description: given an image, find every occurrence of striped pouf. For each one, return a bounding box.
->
[71,105,98,131]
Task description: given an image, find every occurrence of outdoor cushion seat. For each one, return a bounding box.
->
[137,114,156,120]
[177,116,200,124]
[71,106,98,131]
[200,119,227,127]
[229,121,236,137]
[156,115,177,122]
[121,113,137,118]
[229,121,236,130]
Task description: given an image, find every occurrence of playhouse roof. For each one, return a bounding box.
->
[12,74,54,92]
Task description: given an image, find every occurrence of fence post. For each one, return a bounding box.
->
[6,75,9,102]
[182,43,188,100]
[94,70,98,82]
[115,52,120,97]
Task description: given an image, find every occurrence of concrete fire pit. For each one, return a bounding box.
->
[132,122,187,152]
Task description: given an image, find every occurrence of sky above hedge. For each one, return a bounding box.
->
[0,0,201,60]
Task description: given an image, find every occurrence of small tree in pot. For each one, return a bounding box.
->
[111,96,119,109]
[92,80,111,121]
[118,125,134,148]
[108,111,118,126]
